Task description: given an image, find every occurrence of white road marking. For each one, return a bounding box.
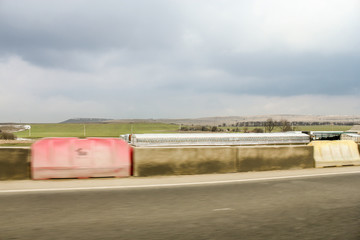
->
[213,208,233,211]
[1,170,360,194]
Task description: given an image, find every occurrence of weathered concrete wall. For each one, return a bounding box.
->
[236,145,314,172]
[308,141,360,167]
[0,147,30,180]
[0,145,318,180]
[133,147,237,177]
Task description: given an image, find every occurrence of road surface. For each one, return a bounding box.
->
[1,167,360,240]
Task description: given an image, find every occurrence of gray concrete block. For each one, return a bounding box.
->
[236,145,314,172]
[0,148,30,180]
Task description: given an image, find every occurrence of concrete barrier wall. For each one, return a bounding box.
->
[236,145,314,172]
[0,147,30,180]
[309,140,360,167]
[3,143,357,180]
[133,147,237,177]
[133,145,315,177]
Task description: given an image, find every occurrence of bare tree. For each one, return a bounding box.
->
[264,118,275,133]
[279,119,293,132]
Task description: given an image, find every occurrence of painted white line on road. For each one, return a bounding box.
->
[1,170,360,194]
[213,208,233,211]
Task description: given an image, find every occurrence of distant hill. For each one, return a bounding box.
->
[60,118,113,124]
[107,114,360,126]
[60,115,360,125]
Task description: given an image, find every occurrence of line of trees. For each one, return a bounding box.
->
[264,119,294,132]
[180,125,266,133]
[179,118,296,133]
[222,120,356,128]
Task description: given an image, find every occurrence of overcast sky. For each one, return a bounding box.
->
[1,0,360,122]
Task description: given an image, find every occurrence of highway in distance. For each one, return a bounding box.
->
[1,167,360,240]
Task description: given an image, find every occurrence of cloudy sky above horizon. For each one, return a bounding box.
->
[1,0,360,122]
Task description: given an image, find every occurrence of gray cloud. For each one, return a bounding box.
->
[207,52,360,96]
[0,0,181,68]
[0,0,359,122]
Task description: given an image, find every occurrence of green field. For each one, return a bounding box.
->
[15,123,180,138]
[293,125,351,132]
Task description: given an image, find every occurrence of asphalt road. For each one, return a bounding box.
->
[1,169,360,240]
